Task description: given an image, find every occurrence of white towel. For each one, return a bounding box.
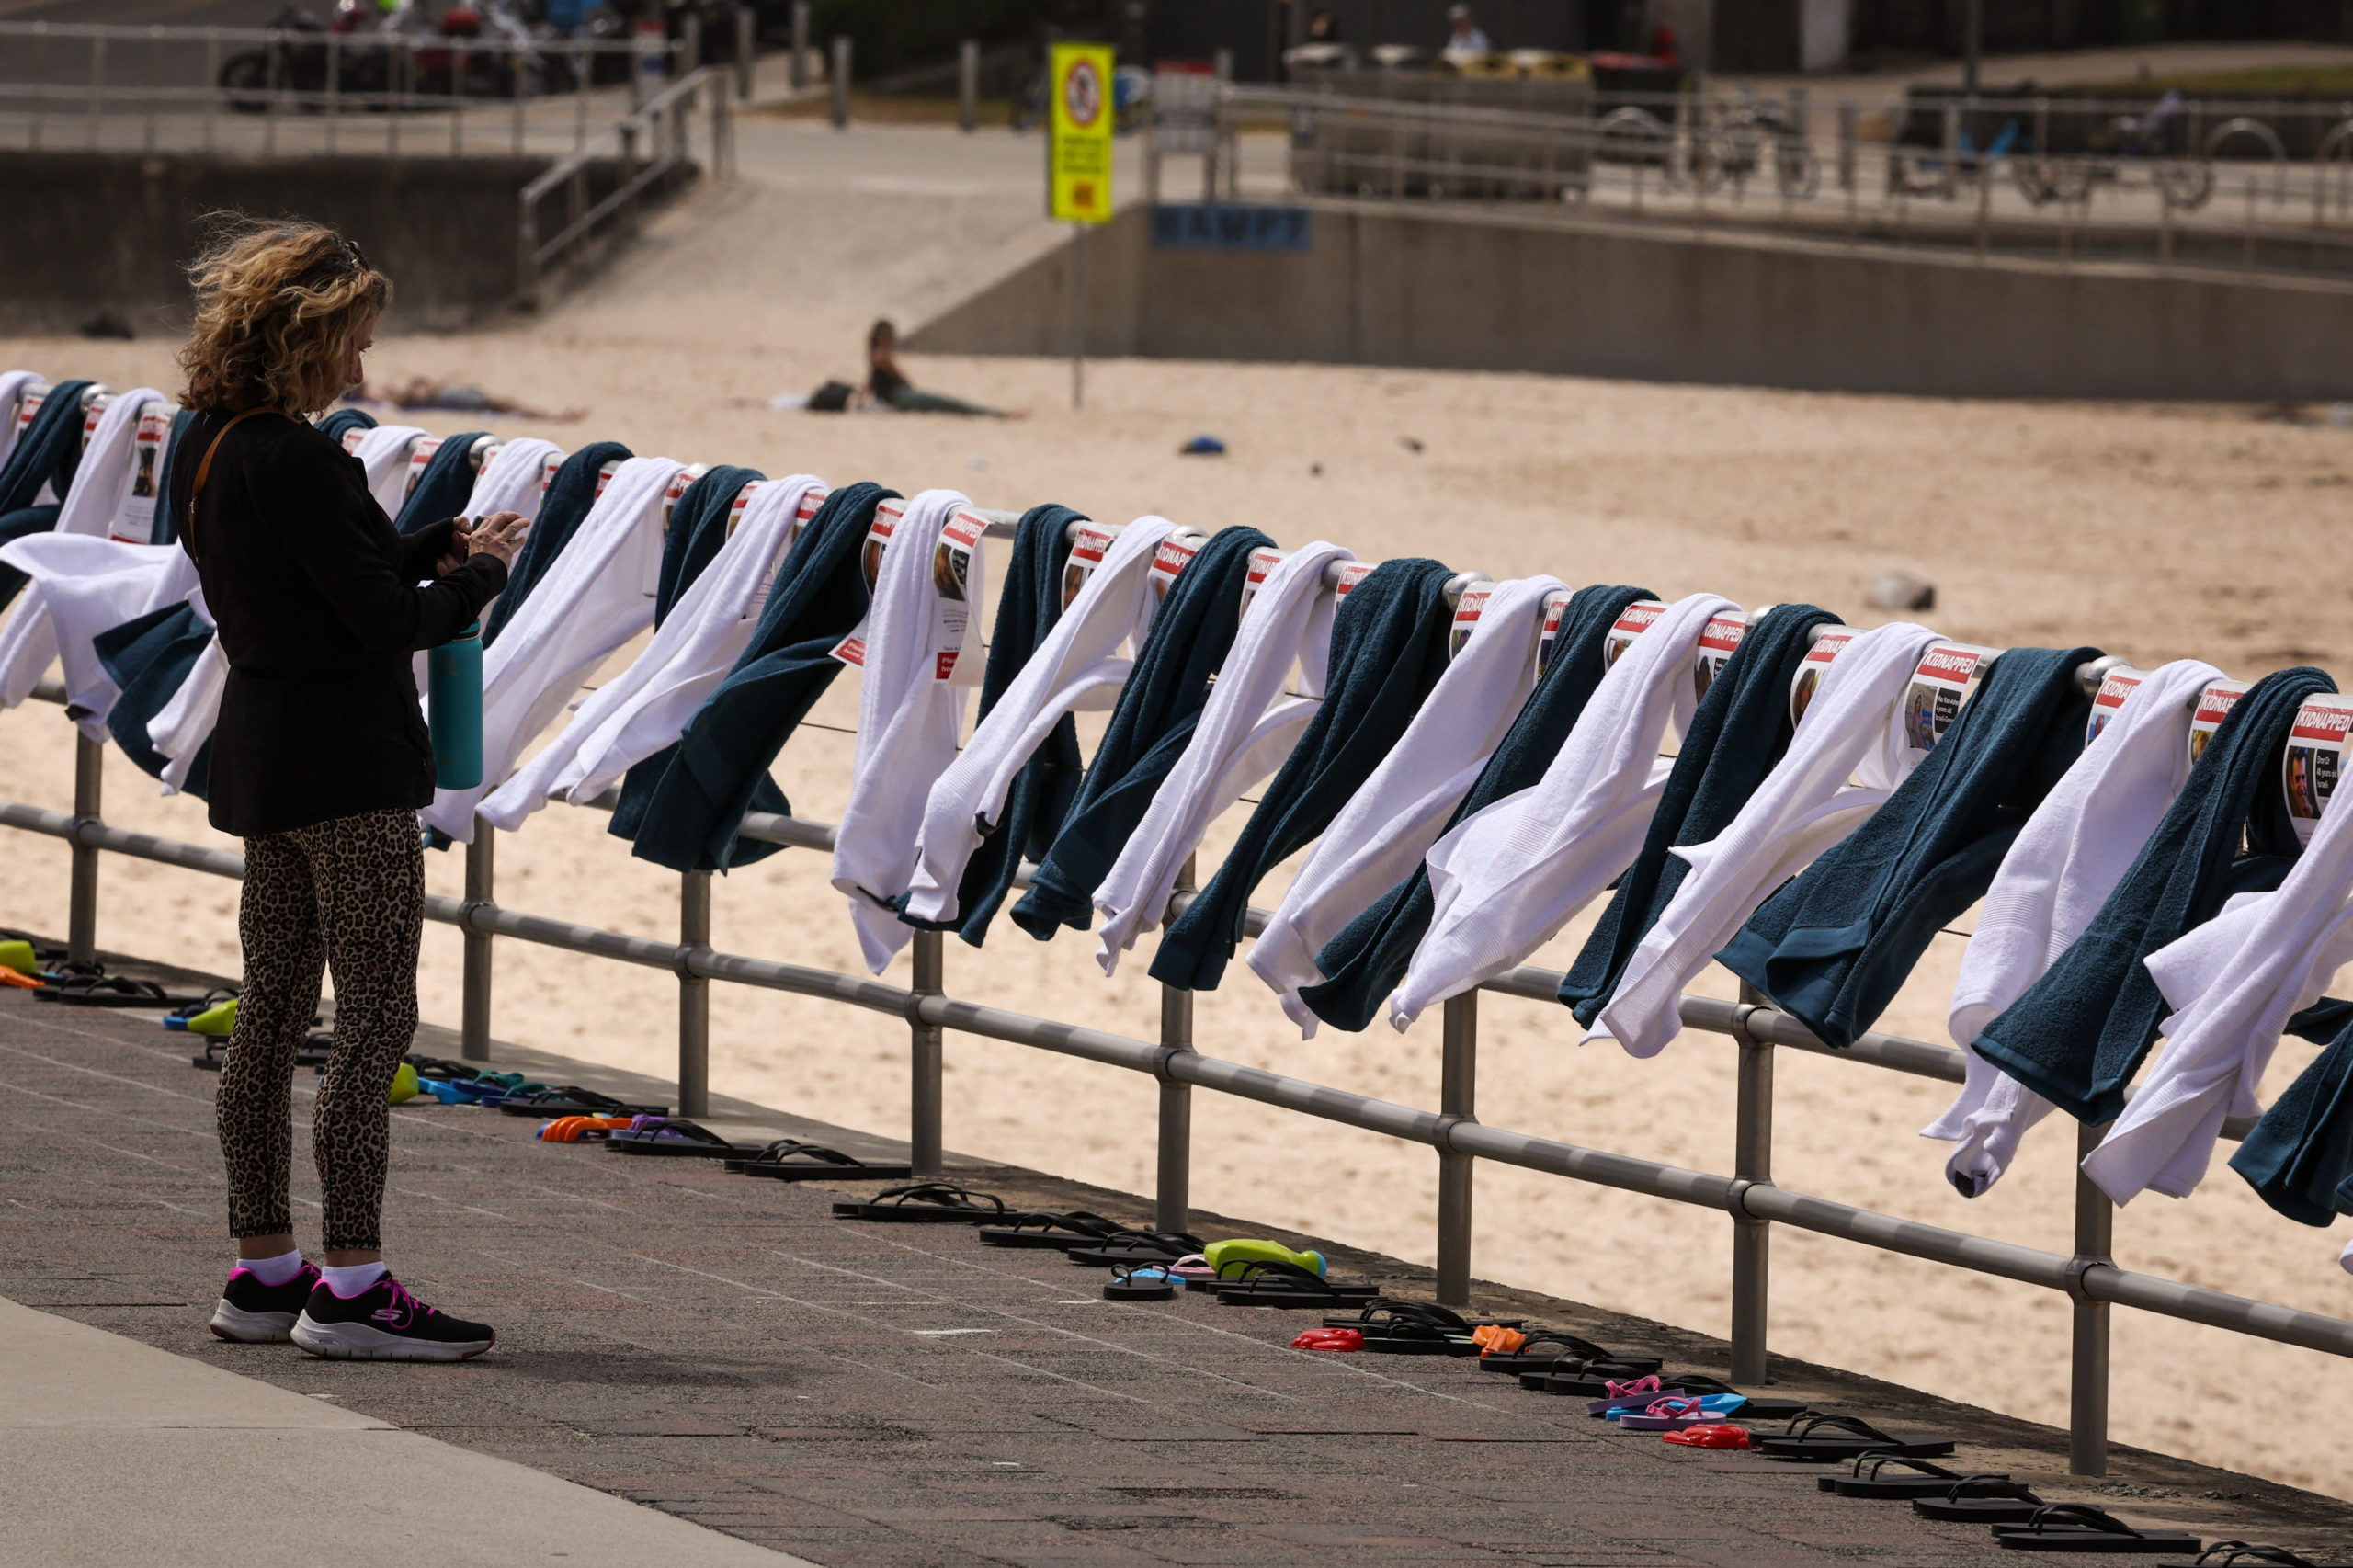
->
[902,517,1176,926]
[420,455,683,842]
[2082,790,2353,1205]
[51,389,164,542]
[0,534,199,735]
[476,475,824,832]
[350,424,432,516]
[1594,619,1943,1059]
[1091,541,1348,975]
[1246,574,1567,1036]
[1923,658,2221,1197]
[1389,591,1731,1032]
[151,594,223,795]
[831,490,983,974]
[458,437,563,525]
[0,371,45,470]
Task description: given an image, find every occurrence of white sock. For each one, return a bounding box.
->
[239,1249,305,1288]
[320,1261,388,1297]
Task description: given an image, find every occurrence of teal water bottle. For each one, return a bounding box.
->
[427,620,483,790]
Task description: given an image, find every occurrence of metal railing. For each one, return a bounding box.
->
[0,19,686,160]
[517,66,733,303]
[9,525,2353,1483]
[1176,80,2353,281]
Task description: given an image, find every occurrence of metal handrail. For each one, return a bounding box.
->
[516,65,730,299]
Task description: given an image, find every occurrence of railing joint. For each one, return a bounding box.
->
[1432,1110,1479,1154]
[2064,1254,2116,1304]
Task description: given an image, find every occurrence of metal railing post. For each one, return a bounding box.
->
[829,36,849,130]
[574,39,589,151]
[735,6,755,99]
[449,35,466,154]
[511,45,525,156]
[680,10,701,74]
[86,28,105,151]
[678,870,711,1119]
[790,1,809,90]
[324,28,340,152]
[460,822,494,1061]
[66,733,101,966]
[2069,1119,2115,1476]
[1435,990,1478,1308]
[1730,981,1775,1384]
[958,39,978,133]
[910,929,944,1176]
[29,23,46,152]
[262,27,278,155]
[1155,855,1196,1237]
[143,26,161,153]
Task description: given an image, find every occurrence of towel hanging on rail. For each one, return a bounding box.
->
[626,482,892,873]
[1151,556,1458,994]
[0,371,47,472]
[1593,619,1940,1059]
[483,440,632,646]
[0,379,94,611]
[1009,524,1273,943]
[1558,601,1840,1029]
[96,591,217,797]
[1970,665,2332,1128]
[388,429,489,536]
[1092,540,1347,974]
[1388,590,1733,1031]
[1248,574,1565,1035]
[1298,583,1652,1035]
[2228,1014,2353,1228]
[1923,657,2221,1197]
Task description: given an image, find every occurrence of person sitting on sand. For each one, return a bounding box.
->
[361,375,586,423]
[859,320,1006,417]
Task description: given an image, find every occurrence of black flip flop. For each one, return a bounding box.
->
[1103,1264,1176,1301]
[1064,1233,1203,1267]
[1820,1455,2003,1498]
[36,973,177,1007]
[724,1140,911,1182]
[1476,1330,1660,1377]
[1212,1258,1379,1308]
[1994,1504,2202,1554]
[831,1182,1009,1222]
[1752,1412,1955,1463]
[977,1211,1135,1249]
[2154,1546,2353,1567]
[1521,1367,1741,1399]
[496,1087,670,1119]
[1911,1479,2047,1522]
[604,1119,766,1158]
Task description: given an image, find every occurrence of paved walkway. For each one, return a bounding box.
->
[3,954,2347,1568]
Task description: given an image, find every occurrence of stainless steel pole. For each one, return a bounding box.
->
[324,29,340,152]
[2070,1118,2115,1476]
[460,823,494,1061]
[1435,990,1478,1307]
[1730,983,1775,1384]
[958,39,978,133]
[735,6,755,99]
[1963,0,1984,101]
[1156,855,1196,1237]
[29,23,47,153]
[145,27,162,153]
[829,35,849,129]
[1069,222,1086,411]
[87,29,106,151]
[678,870,711,1119]
[66,733,101,966]
[790,1,809,90]
[910,929,944,1175]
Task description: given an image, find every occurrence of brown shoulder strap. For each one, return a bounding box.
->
[184,407,268,560]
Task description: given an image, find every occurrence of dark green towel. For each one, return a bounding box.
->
[1297,583,1654,1033]
[624,483,895,873]
[1721,643,2103,1052]
[1972,665,2335,1123]
[95,601,214,799]
[389,429,488,535]
[0,380,93,610]
[1009,525,1273,941]
[2231,1018,2353,1226]
[1560,602,1840,1026]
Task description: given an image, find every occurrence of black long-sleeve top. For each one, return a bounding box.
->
[173,409,508,837]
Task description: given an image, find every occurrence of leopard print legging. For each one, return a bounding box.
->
[218,808,424,1252]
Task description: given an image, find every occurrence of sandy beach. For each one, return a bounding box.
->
[3,118,2350,1501]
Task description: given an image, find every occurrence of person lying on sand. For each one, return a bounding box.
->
[358,375,587,422]
[858,319,1012,417]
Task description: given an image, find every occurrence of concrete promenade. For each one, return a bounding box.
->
[3,949,2348,1568]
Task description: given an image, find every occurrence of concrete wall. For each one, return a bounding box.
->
[908,199,2353,402]
[0,152,694,335]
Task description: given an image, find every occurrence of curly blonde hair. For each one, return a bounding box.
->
[177,218,390,416]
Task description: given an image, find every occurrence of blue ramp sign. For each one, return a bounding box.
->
[1152,204,1313,251]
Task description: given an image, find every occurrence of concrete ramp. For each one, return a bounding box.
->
[909,199,2353,402]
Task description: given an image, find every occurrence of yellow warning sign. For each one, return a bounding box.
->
[1048,42,1115,224]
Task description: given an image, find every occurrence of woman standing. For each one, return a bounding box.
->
[183,221,526,1360]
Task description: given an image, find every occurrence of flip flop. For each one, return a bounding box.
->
[1479,1329,1663,1377]
[1290,1327,1364,1351]
[538,1115,637,1142]
[495,1086,670,1119]
[1819,1455,2014,1499]
[1321,1300,1514,1356]
[1103,1265,1176,1302]
[1064,1233,1204,1267]
[1617,1396,1718,1432]
[1201,1238,1327,1276]
[725,1140,912,1182]
[1911,1479,2048,1522]
[163,988,239,1031]
[1663,1423,1756,1449]
[1168,1254,1220,1290]
[604,1117,767,1158]
[1212,1257,1379,1308]
[1993,1504,2202,1554]
[977,1211,1137,1249]
[1523,1369,1744,1401]
[1752,1412,1956,1463]
[2153,1546,2353,1567]
[38,972,217,1009]
[831,1182,1010,1222]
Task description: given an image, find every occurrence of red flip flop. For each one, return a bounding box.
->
[1664,1423,1755,1449]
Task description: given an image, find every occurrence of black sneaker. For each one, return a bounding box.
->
[290,1272,495,1361]
[209,1260,324,1344]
